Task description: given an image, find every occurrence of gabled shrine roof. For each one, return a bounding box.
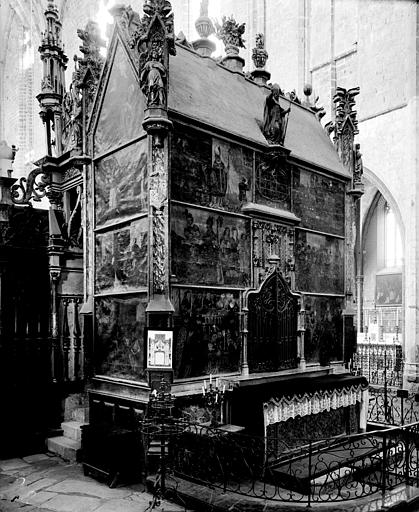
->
[169,44,350,179]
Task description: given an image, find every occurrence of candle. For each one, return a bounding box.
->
[215,394,218,403]
[204,380,207,390]
[202,386,205,397]
[216,378,219,389]
[210,374,212,385]
[223,384,226,393]
[396,308,399,326]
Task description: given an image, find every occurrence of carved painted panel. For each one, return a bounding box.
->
[295,230,344,294]
[171,204,251,287]
[252,220,294,286]
[95,294,147,381]
[95,217,148,294]
[303,295,344,364]
[94,43,145,155]
[95,138,147,227]
[255,152,291,210]
[171,127,253,212]
[171,288,241,378]
[292,168,345,236]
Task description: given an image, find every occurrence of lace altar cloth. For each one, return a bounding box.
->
[263,383,364,427]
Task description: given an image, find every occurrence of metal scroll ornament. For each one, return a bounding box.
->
[11,167,51,206]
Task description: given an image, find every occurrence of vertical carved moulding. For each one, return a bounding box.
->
[150,137,168,295]
[62,298,71,382]
[49,269,61,383]
[73,298,82,380]
[297,298,306,370]
[240,302,249,377]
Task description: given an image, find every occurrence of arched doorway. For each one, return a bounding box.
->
[356,177,404,387]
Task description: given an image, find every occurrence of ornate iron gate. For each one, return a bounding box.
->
[247,269,299,373]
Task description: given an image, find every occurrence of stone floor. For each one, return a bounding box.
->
[0,454,183,512]
[2,454,419,512]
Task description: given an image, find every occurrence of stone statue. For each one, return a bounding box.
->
[140,40,167,107]
[263,84,290,145]
[354,143,363,184]
[62,84,82,151]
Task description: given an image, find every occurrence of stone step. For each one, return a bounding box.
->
[61,421,87,442]
[71,406,89,423]
[47,436,81,462]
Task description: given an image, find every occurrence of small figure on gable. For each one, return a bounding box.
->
[263,84,291,145]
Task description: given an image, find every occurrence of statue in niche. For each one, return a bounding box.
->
[263,84,291,145]
[140,39,166,107]
[353,143,363,184]
[62,83,82,151]
[238,177,249,202]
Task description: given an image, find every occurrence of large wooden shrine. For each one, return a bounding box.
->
[1,0,368,455]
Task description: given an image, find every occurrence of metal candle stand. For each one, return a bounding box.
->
[202,377,226,427]
[140,377,181,504]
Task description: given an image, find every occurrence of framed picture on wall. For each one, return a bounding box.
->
[376,273,402,305]
[146,329,173,370]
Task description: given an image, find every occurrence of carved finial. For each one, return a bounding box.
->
[216,15,246,72]
[252,33,268,69]
[193,0,215,56]
[195,0,215,39]
[334,86,360,135]
[216,15,246,56]
[250,33,270,85]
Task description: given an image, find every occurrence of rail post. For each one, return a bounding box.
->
[307,440,313,508]
[381,430,387,494]
[404,426,410,486]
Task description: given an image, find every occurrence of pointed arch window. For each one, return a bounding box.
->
[384,203,402,268]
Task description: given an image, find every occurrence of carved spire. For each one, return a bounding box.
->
[73,21,105,111]
[332,86,363,193]
[333,86,360,170]
[250,33,270,85]
[193,0,215,57]
[37,1,68,156]
[61,21,105,153]
[215,15,246,72]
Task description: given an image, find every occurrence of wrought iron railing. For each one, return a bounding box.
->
[144,419,419,505]
[352,342,404,388]
[368,387,419,427]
